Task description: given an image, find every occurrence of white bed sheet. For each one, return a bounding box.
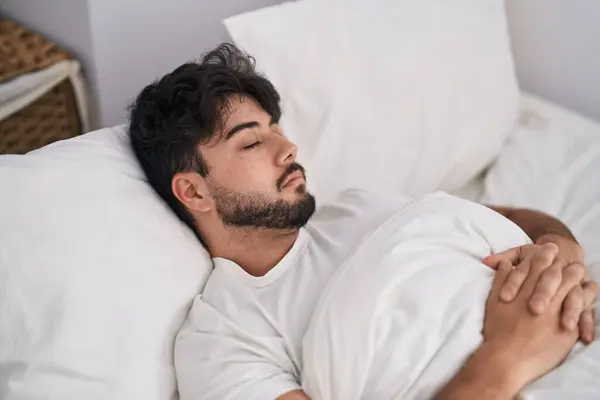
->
[453,91,600,207]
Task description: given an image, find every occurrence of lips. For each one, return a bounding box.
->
[276,163,307,191]
[282,171,304,187]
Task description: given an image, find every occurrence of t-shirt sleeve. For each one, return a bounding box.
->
[174,296,302,400]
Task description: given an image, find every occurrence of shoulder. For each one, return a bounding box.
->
[175,296,302,400]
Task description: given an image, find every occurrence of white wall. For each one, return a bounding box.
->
[86,0,285,126]
[506,0,600,122]
[2,0,599,126]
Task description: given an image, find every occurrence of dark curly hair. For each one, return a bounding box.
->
[129,43,282,234]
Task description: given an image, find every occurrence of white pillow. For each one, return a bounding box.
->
[225,0,519,203]
[0,126,211,400]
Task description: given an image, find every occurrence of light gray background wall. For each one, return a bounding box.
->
[1,0,599,127]
[506,0,600,124]
[85,0,286,127]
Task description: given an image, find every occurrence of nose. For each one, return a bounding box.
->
[276,137,298,166]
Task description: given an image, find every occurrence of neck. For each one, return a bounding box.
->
[202,224,300,277]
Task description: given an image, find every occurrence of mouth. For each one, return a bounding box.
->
[282,170,304,188]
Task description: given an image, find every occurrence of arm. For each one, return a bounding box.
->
[486,205,579,246]
[486,206,587,279]
[438,254,581,399]
[435,343,520,400]
[484,205,596,343]
[175,298,302,400]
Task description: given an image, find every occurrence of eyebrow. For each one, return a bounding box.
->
[225,121,258,140]
[224,117,276,141]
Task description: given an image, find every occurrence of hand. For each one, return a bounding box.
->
[482,258,580,390]
[483,241,598,343]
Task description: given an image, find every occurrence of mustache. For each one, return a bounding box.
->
[276,163,306,191]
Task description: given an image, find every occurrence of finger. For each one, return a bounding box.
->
[580,309,595,344]
[500,261,530,302]
[531,243,561,274]
[562,286,584,332]
[581,280,599,309]
[528,262,563,314]
[541,242,560,255]
[580,280,598,343]
[520,244,561,297]
[490,259,513,299]
[554,262,586,301]
[483,248,521,269]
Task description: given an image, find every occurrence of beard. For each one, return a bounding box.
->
[207,165,316,229]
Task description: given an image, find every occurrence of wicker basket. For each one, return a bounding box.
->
[0,80,80,154]
[0,19,71,82]
[0,18,82,154]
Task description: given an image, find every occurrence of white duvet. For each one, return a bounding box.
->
[301,194,600,399]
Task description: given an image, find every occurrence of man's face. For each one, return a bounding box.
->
[199,95,315,229]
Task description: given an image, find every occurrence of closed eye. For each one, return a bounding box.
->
[243,141,261,150]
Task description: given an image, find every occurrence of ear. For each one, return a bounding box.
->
[172,172,212,213]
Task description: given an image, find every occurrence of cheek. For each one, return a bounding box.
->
[220,155,279,191]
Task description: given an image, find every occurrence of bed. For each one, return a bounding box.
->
[1,0,599,399]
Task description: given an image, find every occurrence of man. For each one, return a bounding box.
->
[129,44,597,399]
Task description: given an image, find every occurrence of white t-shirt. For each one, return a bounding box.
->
[175,189,414,400]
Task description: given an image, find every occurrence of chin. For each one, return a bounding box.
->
[288,186,313,204]
[294,183,308,195]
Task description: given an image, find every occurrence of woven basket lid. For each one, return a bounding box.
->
[0,19,71,84]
